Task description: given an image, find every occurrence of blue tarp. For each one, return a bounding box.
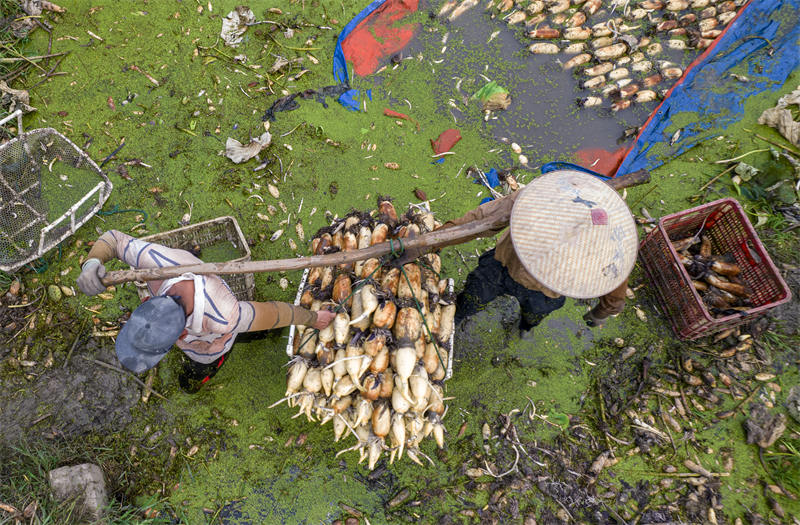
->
[334,0,800,177]
[338,88,372,111]
[616,0,800,176]
[542,162,611,180]
[474,168,500,204]
[332,0,386,84]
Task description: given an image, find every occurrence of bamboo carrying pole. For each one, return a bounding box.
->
[101,169,650,287]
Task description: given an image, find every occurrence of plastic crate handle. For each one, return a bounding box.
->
[703,209,723,229]
[739,240,761,267]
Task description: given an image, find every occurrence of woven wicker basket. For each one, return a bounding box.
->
[133,216,255,301]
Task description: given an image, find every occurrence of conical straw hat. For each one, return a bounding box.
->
[510,170,638,299]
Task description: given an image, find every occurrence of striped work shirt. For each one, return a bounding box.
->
[95,230,313,363]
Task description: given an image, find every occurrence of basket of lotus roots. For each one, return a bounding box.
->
[273,196,456,470]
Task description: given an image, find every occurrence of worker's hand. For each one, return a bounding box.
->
[582,309,607,328]
[77,258,107,296]
[312,310,336,330]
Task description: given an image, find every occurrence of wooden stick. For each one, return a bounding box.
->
[63,319,89,368]
[79,355,168,401]
[29,54,68,90]
[713,149,768,164]
[616,469,730,478]
[103,214,510,286]
[0,46,48,72]
[698,164,736,193]
[0,52,66,63]
[102,169,650,286]
[754,133,800,157]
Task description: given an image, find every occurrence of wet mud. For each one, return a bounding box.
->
[0,340,139,446]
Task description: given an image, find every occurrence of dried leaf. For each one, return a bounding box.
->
[0,80,36,114]
[225,132,272,163]
[465,468,485,479]
[634,306,647,322]
[268,184,280,198]
[483,92,511,111]
[220,6,255,48]
[758,86,800,146]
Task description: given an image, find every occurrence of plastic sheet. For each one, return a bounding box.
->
[615,0,800,176]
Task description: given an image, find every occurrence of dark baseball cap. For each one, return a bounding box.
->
[116,296,186,373]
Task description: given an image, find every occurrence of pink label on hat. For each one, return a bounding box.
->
[591,208,608,225]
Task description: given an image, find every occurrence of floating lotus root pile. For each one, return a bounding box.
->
[471,0,747,110]
[277,196,455,470]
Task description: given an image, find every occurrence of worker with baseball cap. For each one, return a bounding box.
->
[438,169,638,334]
[77,230,335,393]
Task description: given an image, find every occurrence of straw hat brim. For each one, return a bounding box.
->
[509,170,638,299]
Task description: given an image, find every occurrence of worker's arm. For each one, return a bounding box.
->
[242,301,334,331]
[84,230,122,263]
[78,230,203,296]
[584,280,628,326]
[436,191,519,247]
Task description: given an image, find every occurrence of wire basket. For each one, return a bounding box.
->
[639,198,791,340]
[0,109,112,272]
[133,216,255,301]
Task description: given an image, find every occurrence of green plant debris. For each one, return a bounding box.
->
[1,0,800,523]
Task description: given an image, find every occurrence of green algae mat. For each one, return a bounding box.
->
[2,0,800,523]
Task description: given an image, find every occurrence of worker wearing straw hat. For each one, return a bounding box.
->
[436,169,638,334]
[77,230,335,393]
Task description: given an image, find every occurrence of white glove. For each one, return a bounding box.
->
[77,258,107,296]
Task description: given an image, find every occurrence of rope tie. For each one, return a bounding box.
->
[399,264,447,372]
[388,238,405,258]
[96,204,149,223]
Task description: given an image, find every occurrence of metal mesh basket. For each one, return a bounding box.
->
[0,110,112,272]
[639,198,791,340]
[133,216,255,301]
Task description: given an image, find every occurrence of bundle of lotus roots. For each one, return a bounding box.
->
[276,196,455,470]
[673,232,752,318]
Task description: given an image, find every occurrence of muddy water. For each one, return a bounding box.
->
[392,4,698,166]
